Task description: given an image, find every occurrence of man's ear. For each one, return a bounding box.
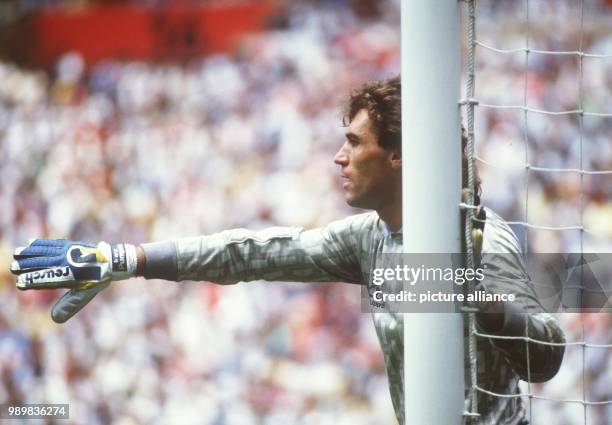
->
[390,149,402,169]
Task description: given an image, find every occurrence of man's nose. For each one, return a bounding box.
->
[334,143,349,166]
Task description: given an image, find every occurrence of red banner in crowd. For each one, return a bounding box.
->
[33,2,276,66]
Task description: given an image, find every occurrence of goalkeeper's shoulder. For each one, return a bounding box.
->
[324,211,382,234]
[481,207,522,255]
[318,211,384,250]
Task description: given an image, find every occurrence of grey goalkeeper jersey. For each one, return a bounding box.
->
[142,209,565,425]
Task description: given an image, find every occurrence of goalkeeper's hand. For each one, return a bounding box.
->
[10,239,138,323]
[460,190,505,330]
[462,188,486,264]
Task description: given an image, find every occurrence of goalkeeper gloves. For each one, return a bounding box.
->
[11,239,138,323]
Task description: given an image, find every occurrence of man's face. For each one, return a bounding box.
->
[334,109,401,210]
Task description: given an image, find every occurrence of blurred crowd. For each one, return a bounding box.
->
[0,0,611,424]
[475,0,612,254]
[0,1,400,424]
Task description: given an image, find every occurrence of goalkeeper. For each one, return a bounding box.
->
[11,76,564,425]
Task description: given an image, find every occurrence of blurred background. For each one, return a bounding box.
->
[0,0,611,424]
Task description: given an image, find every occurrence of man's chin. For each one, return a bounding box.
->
[345,194,366,209]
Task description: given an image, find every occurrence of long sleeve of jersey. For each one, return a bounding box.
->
[141,213,379,285]
[479,209,565,384]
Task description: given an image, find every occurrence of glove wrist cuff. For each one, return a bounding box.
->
[98,242,137,281]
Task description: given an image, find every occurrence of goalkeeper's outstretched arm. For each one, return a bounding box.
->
[11,213,378,323]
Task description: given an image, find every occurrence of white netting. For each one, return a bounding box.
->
[463,0,612,423]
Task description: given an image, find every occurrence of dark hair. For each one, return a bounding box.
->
[343,75,481,198]
[343,75,401,151]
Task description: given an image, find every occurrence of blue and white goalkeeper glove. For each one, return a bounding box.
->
[11,239,137,323]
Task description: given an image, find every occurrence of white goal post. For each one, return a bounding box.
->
[402,1,465,424]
